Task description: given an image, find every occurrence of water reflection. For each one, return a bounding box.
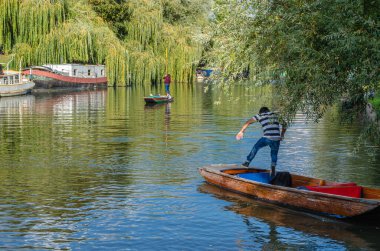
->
[282,110,380,186]
[0,83,379,249]
[0,90,134,249]
[198,183,379,250]
[0,95,35,114]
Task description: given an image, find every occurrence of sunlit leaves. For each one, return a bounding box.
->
[210,0,380,124]
[0,0,211,86]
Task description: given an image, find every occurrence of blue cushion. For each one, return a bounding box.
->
[237,172,270,183]
[296,186,310,190]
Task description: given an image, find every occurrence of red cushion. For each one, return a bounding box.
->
[305,185,362,198]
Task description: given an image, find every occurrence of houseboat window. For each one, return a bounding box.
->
[88,70,91,76]
[101,69,104,76]
[4,77,8,84]
[73,69,77,76]
[15,75,19,82]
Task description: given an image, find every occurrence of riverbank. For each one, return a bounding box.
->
[369,93,380,118]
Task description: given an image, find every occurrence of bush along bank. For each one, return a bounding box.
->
[368,92,380,118]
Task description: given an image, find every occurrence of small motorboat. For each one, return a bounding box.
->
[0,70,35,97]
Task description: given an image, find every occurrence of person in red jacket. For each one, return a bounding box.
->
[163,74,171,95]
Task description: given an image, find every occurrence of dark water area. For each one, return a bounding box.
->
[0,83,379,250]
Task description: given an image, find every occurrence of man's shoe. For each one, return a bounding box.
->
[242,161,250,167]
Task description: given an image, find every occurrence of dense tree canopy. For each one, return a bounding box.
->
[89,0,131,39]
[209,0,380,123]
[0,0,211,86]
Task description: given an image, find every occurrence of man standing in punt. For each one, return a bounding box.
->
[236,107,287,176]
[163,73,171,96]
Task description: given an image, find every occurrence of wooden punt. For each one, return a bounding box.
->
[199,164,380,220]
[144,95,174,104]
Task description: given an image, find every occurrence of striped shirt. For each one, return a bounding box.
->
[253,112,281,140]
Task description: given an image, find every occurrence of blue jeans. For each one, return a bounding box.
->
[165,84,170,94]
[246,137,280,166]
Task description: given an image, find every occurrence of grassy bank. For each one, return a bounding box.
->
[369,92,380,117]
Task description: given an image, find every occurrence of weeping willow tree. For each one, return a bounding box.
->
[0,0,211,86]
[0,0,67,52]
[124,0,164,85]
[0,0,128,85]
[121,0,207,85]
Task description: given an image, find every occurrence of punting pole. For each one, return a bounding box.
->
[165,48,168,75]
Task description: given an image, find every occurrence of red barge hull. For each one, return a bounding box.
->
[23,69,108,89]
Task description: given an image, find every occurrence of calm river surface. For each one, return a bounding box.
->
[0,83,379,250]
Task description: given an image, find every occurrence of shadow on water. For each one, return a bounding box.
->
[198,182,380,250]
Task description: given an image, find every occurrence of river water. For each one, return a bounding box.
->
[0,83,379,250]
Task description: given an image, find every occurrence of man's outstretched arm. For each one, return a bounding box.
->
[236,118,256,140]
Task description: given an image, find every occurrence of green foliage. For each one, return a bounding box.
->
[0,0,128,85]
[162,0,211,26]
[122,0,211,85]
[369,93,380,116]
[209,0,380,124]
[88,0,131,39]
[0,0,211,86]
